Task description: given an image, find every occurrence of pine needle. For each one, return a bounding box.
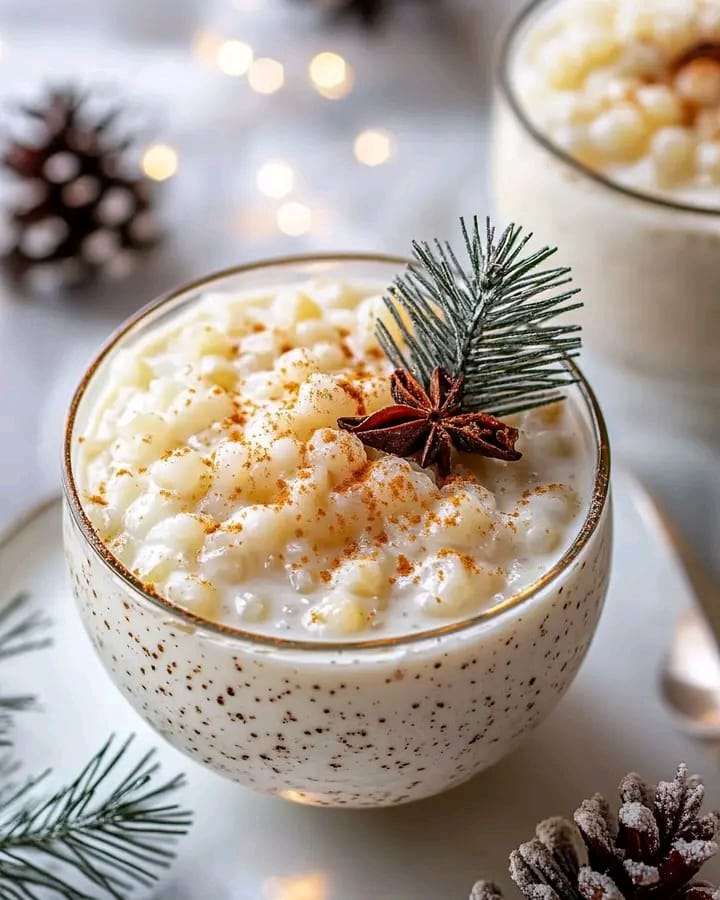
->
[0,735,193,899]
[0,594,51,749]
[378,216,582,418]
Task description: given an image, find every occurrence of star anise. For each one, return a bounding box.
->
[337,367,521,476]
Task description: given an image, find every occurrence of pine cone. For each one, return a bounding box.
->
[296,0,430,29]
[472,765,720,900]
[2,87,161,290]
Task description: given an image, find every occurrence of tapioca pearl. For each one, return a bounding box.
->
[150,448,208,498]
[198,531,247,581]
[110,348,152,389]
[697,140,720,180]
[588,104,649,161]
[168,386,234,442]
[105,470,144,512]
[293,318,340,347]
[635,84,684,128]
[269,436,304,475]
[221,505,292,556]
[537,27,618,90]
[145,513,207,554]
[616,4,697,55]
[184,323,235,359]
[517,489,578,554]
[131,543,183,582]
[417,552,504,618]
[699,5,720,39]
[199,355,238,391]
[543,90,601,128]
[676,57,720,106]
[311,342,347,373]
[211,439,250,496]
[148,376,185,413]
[361,376,393,414]
[201,291,254,334]
[425,484,497,550]
[326,308,357,332]
[242,372,284,403]
[85,502,118,538]
[613,41,665,79]
[163,572,219,617]
[651,126,697,186]
[354,295,386,352]
[584,69,641,106]
[332,557,388,600]
[238,330,281,368]
[111,429,175,468]
[124,491,185,539]
[553,124,599,165]
[312,279,363,309]
[115,409,168,442]
[307,428,366,486]
[271,289,322,328]
[292,374,362,438]
[234,592,268,623]
[107,532,134,566]
[304,592,368,635]
[274,347,320,385]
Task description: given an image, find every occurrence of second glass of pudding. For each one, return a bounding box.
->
[63,256,611,807]
[494,0,720,442]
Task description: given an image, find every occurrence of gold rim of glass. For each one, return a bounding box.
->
[62,252,611,652]
[498,0,720,218]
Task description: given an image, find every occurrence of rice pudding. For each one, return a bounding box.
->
[494,0,720,441]
[77,279,591,640]
[64,256,611,806]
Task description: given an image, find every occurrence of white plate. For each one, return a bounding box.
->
[4,473,719,900]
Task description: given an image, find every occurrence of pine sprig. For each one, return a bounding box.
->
[0,593,52,662]
[0,593,51,748]
[0,735,192,899]
[378,216,583,418]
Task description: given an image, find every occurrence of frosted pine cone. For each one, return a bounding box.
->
[472,765,720,900]
[1,87,161,290]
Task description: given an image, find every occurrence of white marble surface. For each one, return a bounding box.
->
[4,474,720,899]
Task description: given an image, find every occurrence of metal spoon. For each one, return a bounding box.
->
[643,490,720,738]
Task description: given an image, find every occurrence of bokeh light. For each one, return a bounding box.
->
[248,58,285,94]
[257,160,295,199]
[141,144,178,181]
[353,129,394,166]
[277,201,312,236]
[263,873,329,900]
[216,39,253,77]
[309,52,353,100]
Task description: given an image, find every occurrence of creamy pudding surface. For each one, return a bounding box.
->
[77,279,591,640]
[514,0,720,204]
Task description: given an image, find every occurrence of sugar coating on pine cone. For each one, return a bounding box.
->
[76,279,592,638]
[474,763,720,900]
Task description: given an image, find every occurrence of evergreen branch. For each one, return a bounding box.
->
[0,594,51,749]
[0,735,192,898]
[0,593,51,662]
[381,216,582,417]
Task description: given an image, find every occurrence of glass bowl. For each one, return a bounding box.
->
[493,0,720,443]
[62,255,612,808]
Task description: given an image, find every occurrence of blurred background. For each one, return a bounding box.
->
[0,0,528,529]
